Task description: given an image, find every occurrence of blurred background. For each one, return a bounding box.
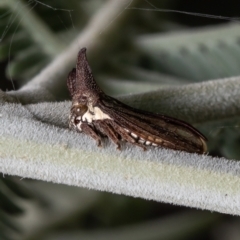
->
[1,0,240,239]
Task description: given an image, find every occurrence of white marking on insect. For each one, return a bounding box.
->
[152,143,158,147]
[124,128,130,133]
[82,107,112,123]
[130,132,138,138]
[138,139,145,144]
[145,141,151,145]
[77,121,83,131]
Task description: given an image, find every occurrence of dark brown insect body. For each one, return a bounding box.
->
[67,48,207,154]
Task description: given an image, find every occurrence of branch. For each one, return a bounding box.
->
[119,76,240,124]
[1,76,240,215]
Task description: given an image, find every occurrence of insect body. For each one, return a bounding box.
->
[67,48,207,154]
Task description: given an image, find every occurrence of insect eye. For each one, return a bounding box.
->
[74,105,88,116]
[72,107,81,116]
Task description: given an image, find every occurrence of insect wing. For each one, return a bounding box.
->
[98,96,207,153]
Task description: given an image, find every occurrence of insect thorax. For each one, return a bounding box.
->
[69,103,112,131]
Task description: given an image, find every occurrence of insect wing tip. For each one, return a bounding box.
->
[200,137,208,154]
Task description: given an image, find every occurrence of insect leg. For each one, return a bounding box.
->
[81,122,102,147]
[94,121,121,150]
[109,121,147,151]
